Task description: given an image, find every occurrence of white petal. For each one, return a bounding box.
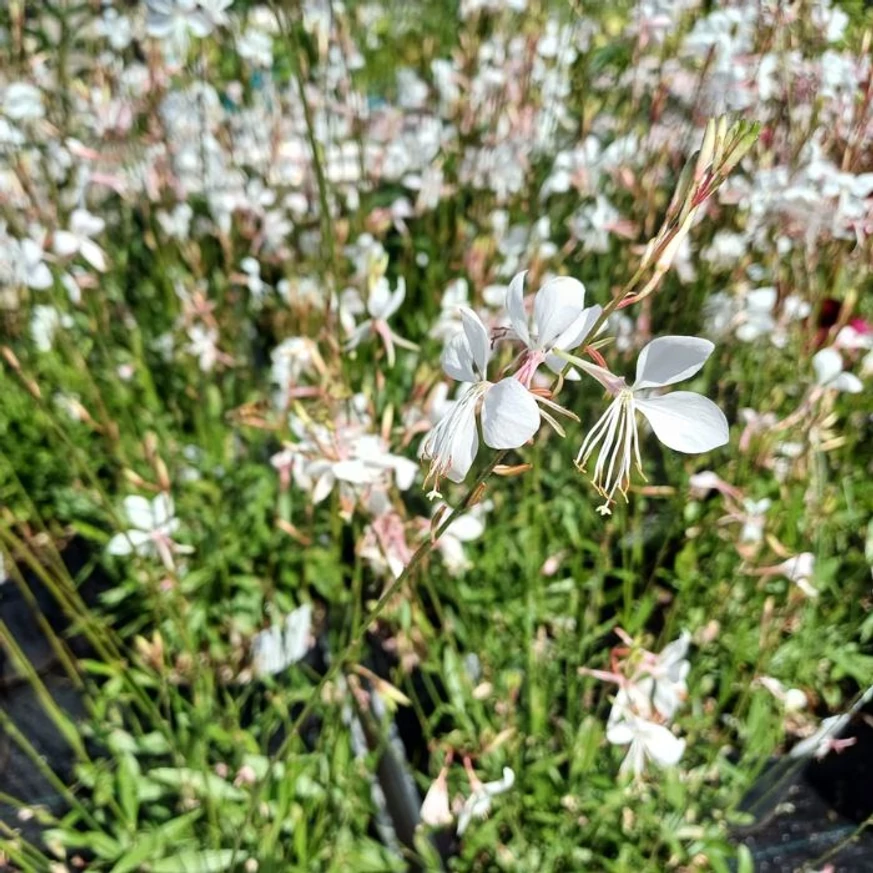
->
[367,277,392,318]
[108,529,153,556]
[53,230,80,257]
[79,239,107,272]
[27,261,53,290]
[605,718,635,746]
[106,532,134,556]
[441,330,478,382]
[444,401,480,482]
[636,392,729,453]
[312,471,335,503]
[332,458,379,484]
[550,304,602,356]
[70,209,105,237]
[445,514,485,542]
[459,307,490,379]
[533,276,586,348]
[831,372,863,393]
[481,379,540,449]
[812,347,843,385]
[282,603,312,664]
[634,336,715,389]
[383,277,406,319]
[252,625,284,676]
[390,455,419,491]
[746,286,777,312]
[640,721,686,767]
[123,495,156,530]
[151,493,175,528]
[483,767,515,796]
[505,271,531,346]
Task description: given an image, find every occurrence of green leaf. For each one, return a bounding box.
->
[148,768,248,802]
[117,753,141,826]
[150,850,238,873]
[110,811,203,873]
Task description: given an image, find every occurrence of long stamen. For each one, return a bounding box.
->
[577,389,640,514]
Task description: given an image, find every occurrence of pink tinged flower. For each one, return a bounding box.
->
[422,308,540,494]
[106,493,189,569]
[420,767,453,828]
[456,767,515,836]
[345,277,418,366]
[812,347,863,393]
[53,209,107,272]
[576,336,729,514]
[505,271,602,384]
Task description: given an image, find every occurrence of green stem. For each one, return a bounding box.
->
[230,449,508,863]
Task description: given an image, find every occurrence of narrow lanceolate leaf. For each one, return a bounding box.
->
[150,850,239,873]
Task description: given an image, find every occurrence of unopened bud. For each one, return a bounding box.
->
[694,119,717,182]
[494,463,532,477]
[155,458,171,492]
[665,158,696,225]
[720,122,760,177]
[713,115,729,168]
[420,767,453,828]
[657,208,698,272]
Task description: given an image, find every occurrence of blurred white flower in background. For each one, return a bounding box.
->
[53,209,108,273]
[251,603,312,677]
[812,347,863,393]
[456,766,515,836]
[107,494,190,570]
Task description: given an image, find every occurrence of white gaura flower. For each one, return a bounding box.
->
[606,699,686,777]
[456,767,515,836]
[421,308,540,495]
[575,336,729,514]
[106,493,191,569]
[251,603,312,677]
[2,82,44,121]
[505,271,601,384]
[147,0,213,61]
[53,209,107,272]
[345,276,418,366]
[812,347,863,393]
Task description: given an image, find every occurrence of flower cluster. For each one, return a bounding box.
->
[583,631,692,777]
[423,273,729,513]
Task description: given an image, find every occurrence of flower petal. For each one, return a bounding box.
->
[106,532,134,556]
[481,379,540,449]
[636,391,729,453]
[639,720,686,767]
[123,495,156,530]
[151,493,175,528]
[459,307,490,378]
[383,277,406,319]
[444,400,480,482]
[831,372,863,393]
[549,304,603,361]
[505,271,531,346]
[634,336,715,390]
[53,230,80,257]
[441,330,478,382]
[812,347,843,385]
[533,276,586,348]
